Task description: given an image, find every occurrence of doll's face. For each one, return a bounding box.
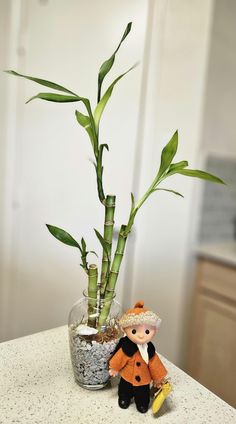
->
[124,324,156,345]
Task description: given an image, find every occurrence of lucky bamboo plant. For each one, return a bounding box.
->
[6,22,224,331]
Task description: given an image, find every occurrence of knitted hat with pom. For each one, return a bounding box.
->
[119,301,161,329]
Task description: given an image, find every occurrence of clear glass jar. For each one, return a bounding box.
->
[68,292,122,390]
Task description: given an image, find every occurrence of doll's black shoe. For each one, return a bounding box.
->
[118,397,131,409]
[136,404,149,413]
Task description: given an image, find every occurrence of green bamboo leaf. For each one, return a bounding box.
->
[26,92,87,104]
[131,192,135,210]
[79,238,99,274]
[97,22,132,102]
[5,70,76,95]
[94,229,110,258]
[90,250,98,258]
[156,131,178,181]
[177,169,225,184]
[75,110,95,149]
[81,237,86,252]
[98,144,109,163]
[80,246,88,272]
[168,160,188,173]
[76,111,91,128]
[152,188,184,198]
[46,225,82,250]
[100,143,109,152]
[94,63,137,130]
[95,144,109,201]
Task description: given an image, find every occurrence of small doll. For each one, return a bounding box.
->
[109,301,168,413]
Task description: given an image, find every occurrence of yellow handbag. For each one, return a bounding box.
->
[152,381,172,414]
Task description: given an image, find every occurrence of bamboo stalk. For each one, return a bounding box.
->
[87,264,98,328]
[100,194,116,297]
[97,225,127,328]
[96,166,105,204]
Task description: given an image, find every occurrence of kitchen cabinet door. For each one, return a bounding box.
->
[188,291,236,407]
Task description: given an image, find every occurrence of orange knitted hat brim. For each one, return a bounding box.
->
[119,301,161,329]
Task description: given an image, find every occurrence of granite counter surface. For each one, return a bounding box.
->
[0,326,235,424]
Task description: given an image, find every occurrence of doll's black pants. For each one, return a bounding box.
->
[118,377,150,408]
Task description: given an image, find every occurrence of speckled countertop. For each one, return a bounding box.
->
[0,326,235,424]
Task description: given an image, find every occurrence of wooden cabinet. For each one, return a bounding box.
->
[187,258,236,407]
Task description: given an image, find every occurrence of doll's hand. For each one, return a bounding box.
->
[109,368,119,377]
[153,379,165,389]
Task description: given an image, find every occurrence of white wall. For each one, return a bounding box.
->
[0,0,216,368]
[0,0,12,336]
[0,0,148,340]
[125,0,214,365]
[200,0,236,158]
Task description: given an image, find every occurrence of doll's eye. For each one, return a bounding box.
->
[145,329,150,334]
[132,329,136,334]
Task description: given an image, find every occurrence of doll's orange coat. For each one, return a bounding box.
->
[109,348,167,386]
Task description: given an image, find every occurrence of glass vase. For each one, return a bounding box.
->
[68,291,122,390]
